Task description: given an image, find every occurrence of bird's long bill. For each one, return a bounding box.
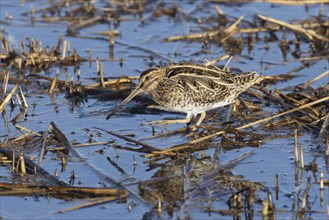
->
[106,85,143,120]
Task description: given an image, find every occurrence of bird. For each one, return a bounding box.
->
[106,63,267,126]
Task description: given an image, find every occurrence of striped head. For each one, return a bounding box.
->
[106,67,165,120]
[138,68,165,92]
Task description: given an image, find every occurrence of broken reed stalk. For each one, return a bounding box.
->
[320,183,324,207]
[19,155,26,175]
[96,58,105,88]
[2,70,9,99]
[109,31,114,47]
[191,96,329,145]
[223,56,233,71]
[157,198,162,213]
[320,113,329,138]
[50,121,84,160]
[94,127,161,152]
[320,171,324,191]
[61,155,67,172]
[62,40,67,59]
[49,72,59,94]
[301,70,329,88]
[19,86,28,110]
[301,177,311,212]
[68,16,104,37]
[56,196,119,214]
[320,171,324,207]
[1,146,66,185]
[107,37,171,61]
[19,156,26,175]
[67,41,71,54]
[257,14,329,42]
[262,200,269,219]
[164,16,243,42]
[109,31,115,59]
[30,5,35,21]
[204,54,230,66]
[0,32,10,55]
[326,140,329,156]
[138,0,144,21]
[84,76,136,89]
[0,182,128,198]
[16,93,22,108]
[221,16,244,42]
[11,133,32,143]
[106,156,127,175]
[276,90,320,117]
[275,174,279,200]
[294,128,299,163]
[11,148,15,173]
[0,82,20,113]
[267,191,275,217]
[38,123,52,166]
[73,141,111,147]
[39,41,43,53]
[139,126,186,141]
[14,124,42,137]
[300,145,304,169]
[27,123,143,205]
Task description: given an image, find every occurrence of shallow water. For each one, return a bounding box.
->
[1,1,328,219]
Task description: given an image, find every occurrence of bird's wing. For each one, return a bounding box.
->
[172,74,233,91]
[165,63,228,78]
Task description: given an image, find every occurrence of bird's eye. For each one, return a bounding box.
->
[145,75,150,80]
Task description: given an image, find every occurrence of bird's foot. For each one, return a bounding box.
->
[185,125,198,133]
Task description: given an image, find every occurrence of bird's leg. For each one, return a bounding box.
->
[226,103,234,122]
[186,112,206,132]
[144,116,191,126]
[196,112,206,126]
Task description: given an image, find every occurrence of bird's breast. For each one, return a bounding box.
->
[147,79,235,114]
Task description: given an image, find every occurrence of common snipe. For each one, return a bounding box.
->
[106,63,266,125]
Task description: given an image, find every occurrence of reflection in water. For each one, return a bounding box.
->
[139,153,266,218]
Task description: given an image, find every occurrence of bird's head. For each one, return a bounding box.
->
[138,68,164,92]
[106,67,164,120]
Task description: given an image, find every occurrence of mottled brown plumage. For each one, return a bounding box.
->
[106,63,266,125]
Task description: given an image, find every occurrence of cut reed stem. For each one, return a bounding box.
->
[294,128,299,163]
[19,155,26,175]
[0,83,20,113]
[300,145,304,169]
[320,171,324,190]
